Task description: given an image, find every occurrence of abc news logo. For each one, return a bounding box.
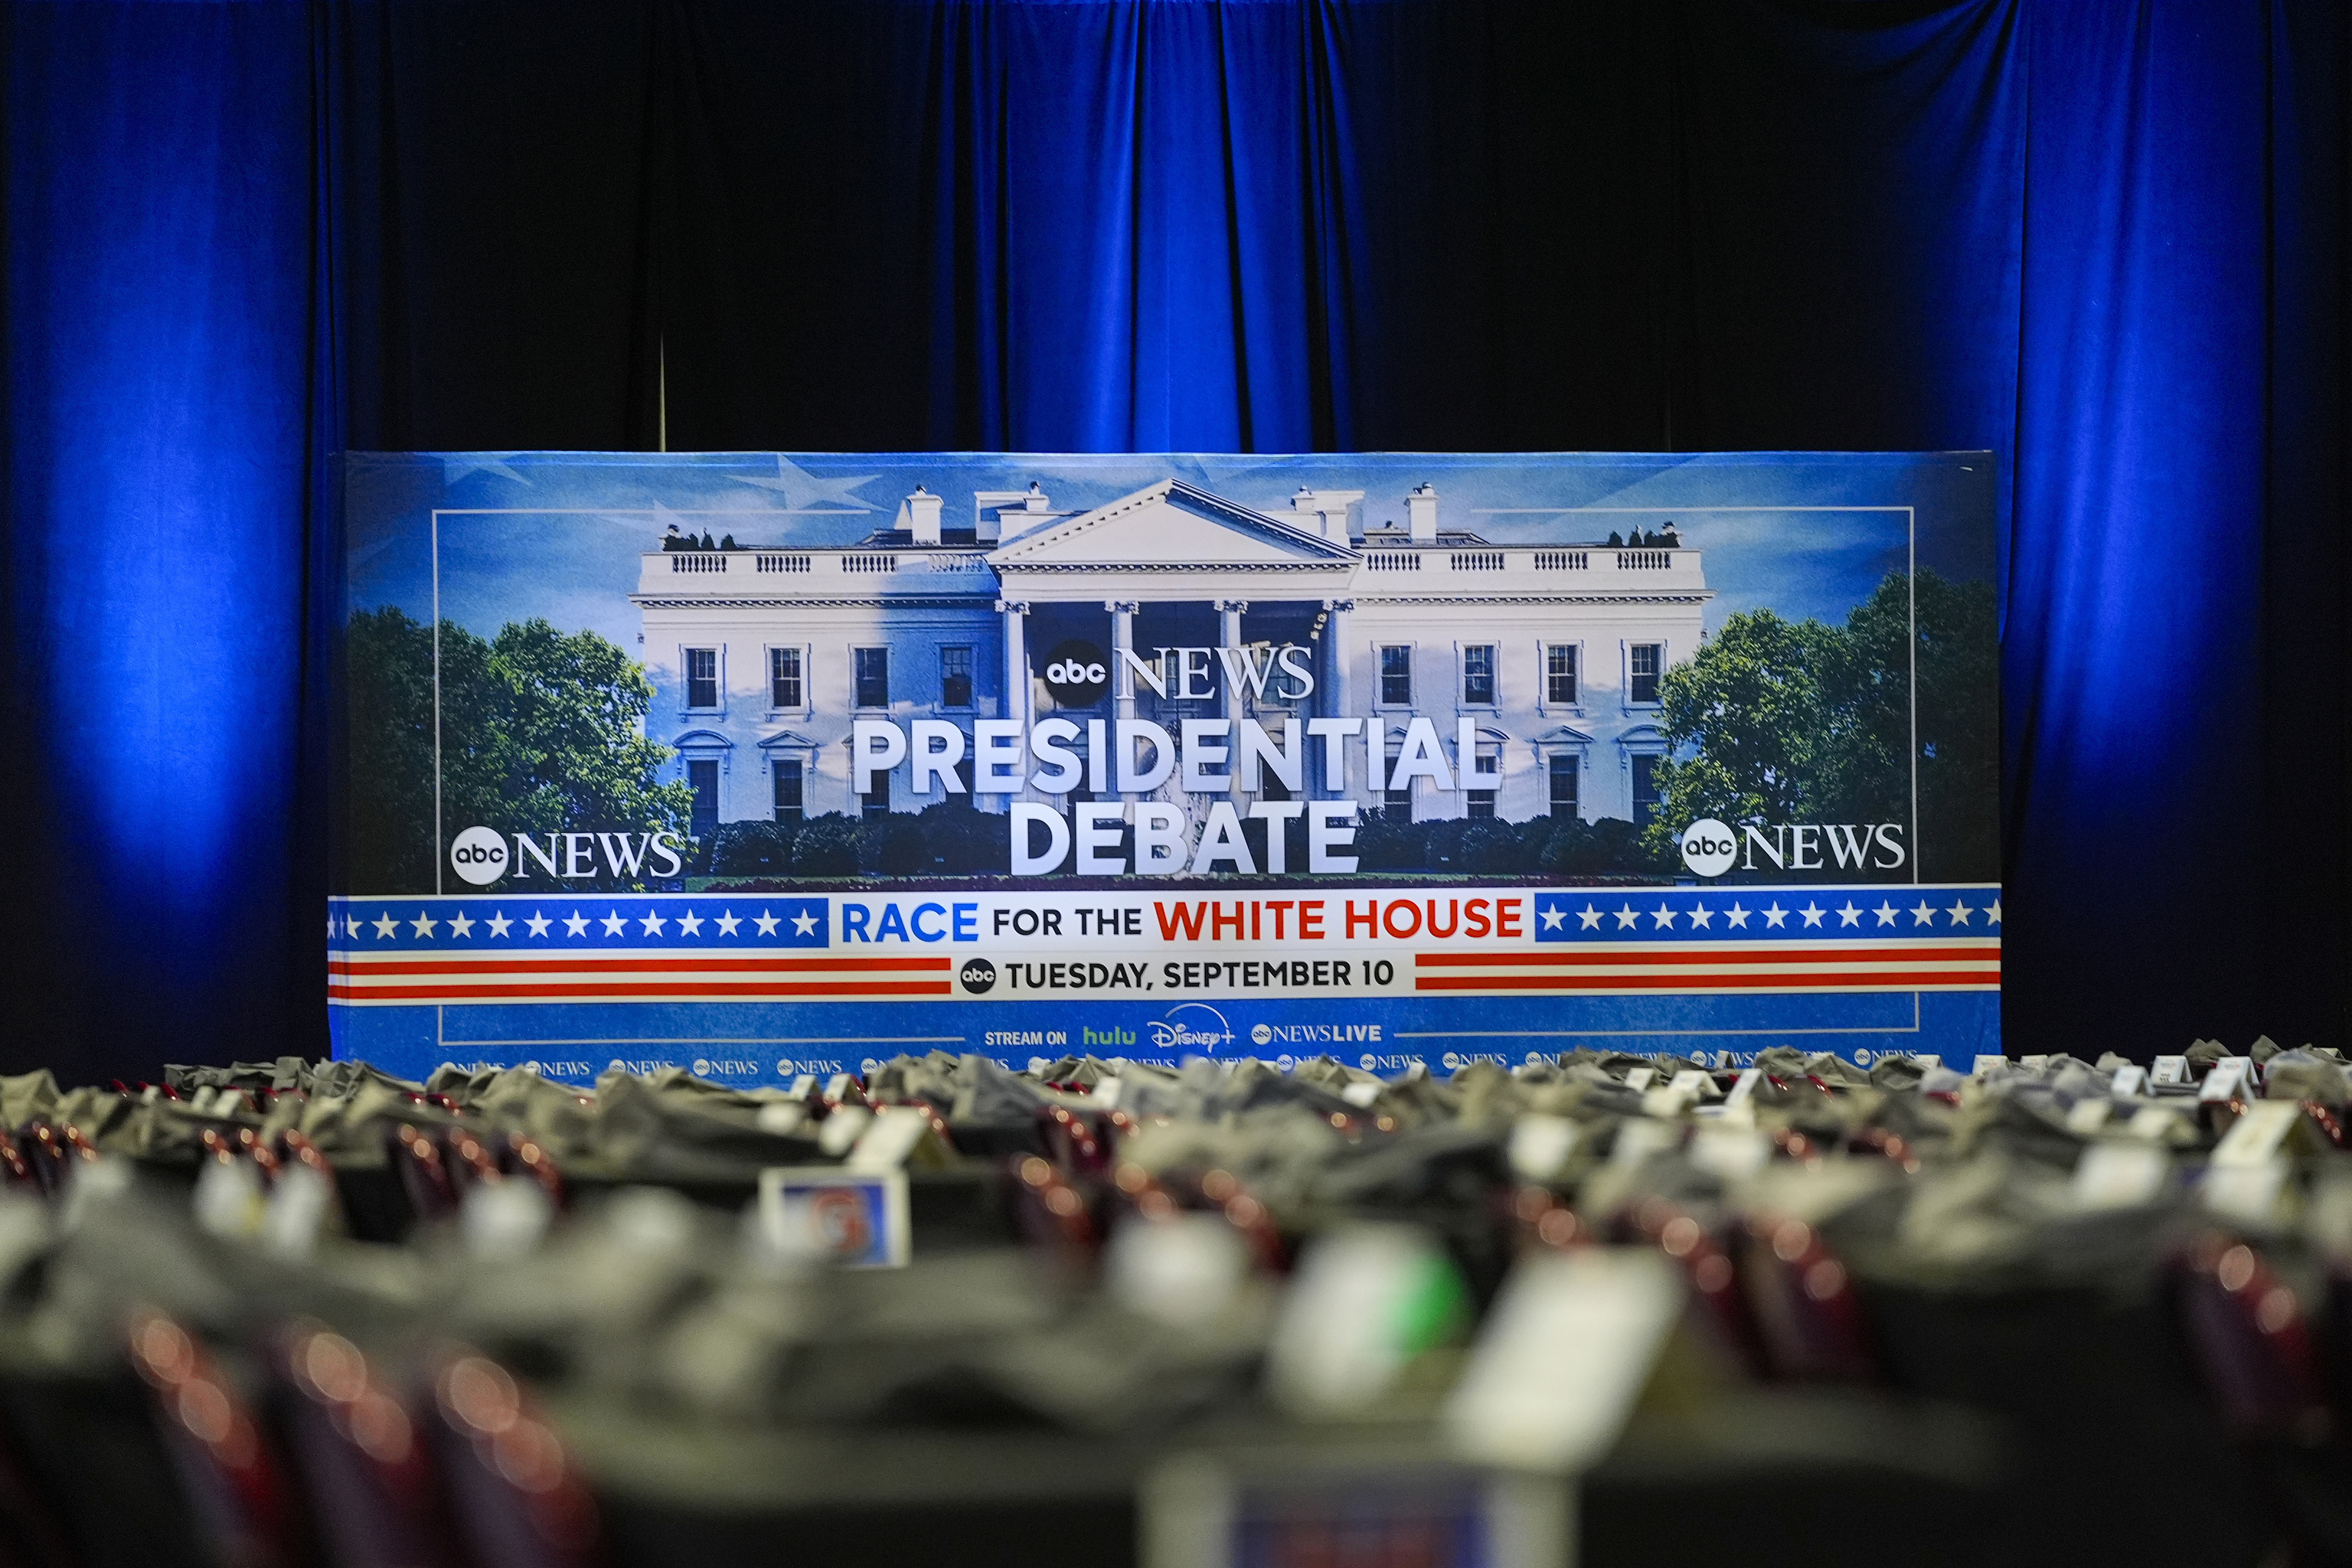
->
[1038,639,1110,705]
[1678,820,1740,877]
[449,827,509,883]
[1677,817,1907,876]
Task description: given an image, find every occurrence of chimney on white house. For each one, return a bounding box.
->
[1288,487,1364,545]
[984,482,1057,545]
[906,485,943,546]
[1406,483,1439,544]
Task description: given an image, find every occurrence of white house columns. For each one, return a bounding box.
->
[996,596,1030,727]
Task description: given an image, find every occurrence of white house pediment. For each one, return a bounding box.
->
[757,730,820,752]
[1534,724,1596,746]
[985,479,1357,572]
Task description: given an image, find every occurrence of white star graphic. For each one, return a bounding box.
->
[1799,903,1825,928]
[440,453,529,487]
[677,909,703,936]
[487,913,513,938]
[447,911,475,937]
[791,909,818,936]
[754,909,782,936]
[1614,904,1639,929]
[1725,903,1750,929]
[525,910,552,938]
[1764,903,1788,929]
[1540,903,1566,931]
[346,915,362,939]
[1651,904,1677,929]
[564,910,589,937]
[600,910,628,937]
[1687,904,1713,929]
[373,912,398,939]
[1910,900,1938,926]
[1946,899,1973,925]
[410,912,438,938]
[641,910,668,936]
[328,914,339,941]
[1985,898,2002,925]
[1578,904,1602,930]
[716,910,741,936]
[1837,902,1861,927]
[1874,902,1899,926]
[726,454,880,511]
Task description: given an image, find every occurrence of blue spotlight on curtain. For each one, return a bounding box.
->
[4,0,320,1068]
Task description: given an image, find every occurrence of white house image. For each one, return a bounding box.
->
[629,479,1712,847]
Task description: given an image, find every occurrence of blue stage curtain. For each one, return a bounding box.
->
[2,0,2343,1079]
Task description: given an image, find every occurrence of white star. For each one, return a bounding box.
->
[487,912,513,937]
[716,910,741,936]
[726,454,880,511]
[791,909,818,936]
[1651,904,1677,929]
[1540,903,1566,931]
[1836,902,1861,927]
[1725,903,1750,929]
[1687,904,1713,929]
[1874,902,1899,926]
[1798,903,1825,928]
[1614,904,1639,929]
[600,910,628,936]
[328,914,339,940]
[676,909,704,936]
[373,911,398,939]
[754,909,782,936]
[447,911,475,937]
[440,453,529,487]
[564,910,589,937]
[640,910,668,936]
[410,912,438,938]
[1946,899,1972,925]
[346,915,362,939]
[1985,899,2002,925]
[525,910,552,937]
[1764,903,1788,929]
[1578,904,1602,930]
[1910,900,1938,926]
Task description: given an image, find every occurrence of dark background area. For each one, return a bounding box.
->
[2,0,2344,1082]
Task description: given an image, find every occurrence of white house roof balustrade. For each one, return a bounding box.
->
[631,477,1710,606]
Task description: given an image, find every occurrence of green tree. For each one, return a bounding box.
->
[1646,609,1845,843]
[1647,570,2001,881]
[344,608,693,893]
[1831,570,1999,881]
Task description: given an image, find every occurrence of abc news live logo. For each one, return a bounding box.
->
[1677,818,1906,877]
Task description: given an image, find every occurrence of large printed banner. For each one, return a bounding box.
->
[333,452,2000,1084]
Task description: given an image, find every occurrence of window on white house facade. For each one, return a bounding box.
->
[939,645,973,708]
[1462,645,1494,706]
[1547,645,1578,705]
[1379,645,1412,706]
[1629,643,1661,704]
[854,647,890,708]
[1549,755,1579,819]
[769,647,803,708]
[686,648,719,709]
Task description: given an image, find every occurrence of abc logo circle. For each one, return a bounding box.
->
[1039,639,1111,705]
[959,958,998,995]
[449,826,508,886]
[1250,1023,1273,1046]
[1678,818,1738,877]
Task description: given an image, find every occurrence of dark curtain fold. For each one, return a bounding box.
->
[2,0,2344,1080]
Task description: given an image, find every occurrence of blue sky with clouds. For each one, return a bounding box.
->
[345,450,1996,652]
